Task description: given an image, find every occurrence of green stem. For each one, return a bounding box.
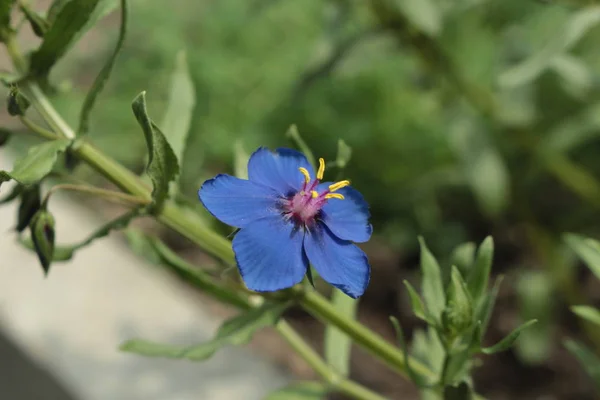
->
[19,116,59,140]
[299,288,434,379]
[43,183,150,207]
[156,242,387,400]
[7,34,433,400]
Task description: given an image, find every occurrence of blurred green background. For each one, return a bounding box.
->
[13,0,600,398]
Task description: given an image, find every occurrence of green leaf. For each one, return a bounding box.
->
[0,183,22,204]
[475,275,503,340]
[131,92,179,212]
[29,209,56,274]
[233,141,250,180]
[29,0,103,77]
[443,266,473,336]
[335,139,352,169]
[403,280,429,322]
[564,233,600,281]
[78,0,128,136]
[19,3,49,37]
[286,125,315,169]
[394,0,442,37]
[481,319,537,355]
[16,184,41,232]
[389,316,432,388]
[46,0,71,25]
[572,306,600,327]
[0,139,70,189]
[161,50,195,168]
[0,0,16,41]
[121,301,290,361]
[467,236,494,304]
[264,382,329,400]
[564,339,600,389]
[324,288,357,377]
[499,7,600,88]
[418,237,446,323]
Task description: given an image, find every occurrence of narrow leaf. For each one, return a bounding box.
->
[418,237,446,322]
[46,0,71,25]
[121,302,290,361]
[467,236,494,304]
[0,128,11,146]
[565,339,600,389]
[564,233,600,281]
[403,280,428,322]
[389,316,432,388]
[265,382,329,400]
[131,92,179,211]
[475,275,503,340]
[499,7,600,88]
[0,183,22,204]
[78,0,128,135]
[16,184,41,232]
[0,139,70,188]
[20,3,49,37]
[161,50,195,166]
[324,288,357,377]
[0,0,16,41]
[481,319,537,354]
[572,306,600,327]
[29,0,103,77]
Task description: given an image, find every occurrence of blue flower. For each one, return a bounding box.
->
[198,147,372,298]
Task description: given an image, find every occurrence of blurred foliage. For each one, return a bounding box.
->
[43,0,600,259]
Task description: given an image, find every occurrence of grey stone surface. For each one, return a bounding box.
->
[0,155,289,400]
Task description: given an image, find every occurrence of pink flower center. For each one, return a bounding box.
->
[281,158,349,227]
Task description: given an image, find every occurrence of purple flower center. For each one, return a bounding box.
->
[281,158,349,227]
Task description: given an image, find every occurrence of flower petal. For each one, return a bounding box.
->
[247,147,315,196]
[233,215,308,292]
[304,223,370,298]
[317,183,372,243]
[199,174,280,228]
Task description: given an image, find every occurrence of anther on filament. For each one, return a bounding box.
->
[298,167,311,184]
[325,193,345,200]
[317,158,325,180]
[329,180,350,192]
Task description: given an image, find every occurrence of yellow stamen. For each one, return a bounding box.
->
[298,167,311,183]
[317,158,326,180]
[328,180,350,192]
[325,193,345,200]
[311,190,319,198]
